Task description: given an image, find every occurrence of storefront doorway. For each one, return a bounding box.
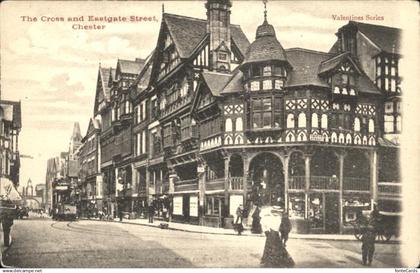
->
[325,193,340,233]
[249,152,284,207]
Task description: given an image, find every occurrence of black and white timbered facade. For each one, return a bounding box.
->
[86,0,402,233]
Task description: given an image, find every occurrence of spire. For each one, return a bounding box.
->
[162,3,165,14]
[263,0,268,23]
[71,122,82,142]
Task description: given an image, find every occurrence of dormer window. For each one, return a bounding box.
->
[218,53,227,61]
[252,65,261,77]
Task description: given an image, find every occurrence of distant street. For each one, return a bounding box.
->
[2,215,403,268]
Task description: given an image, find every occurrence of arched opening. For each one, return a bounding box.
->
[311,113,319,128]
[342,150,371,227]
[249,152,284,207]
[298,112,306,128]
[235,117,243,131]
[287,113,295,128]
[225,118,232,132]
[229,154,244,178]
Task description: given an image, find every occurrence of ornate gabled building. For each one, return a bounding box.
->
[133,0,402,233]
[96,59,146,217]
[77,118,102,216]
[0,100,22,187]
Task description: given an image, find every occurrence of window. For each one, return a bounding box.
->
[385,102,394,113]
[250,81,259,91]
[252,65,261,77]
[321,114,328,129]
[235,117,243,131]
[263,80,272,90]
[225,118,232,132]
[218,53,227,61]
[391,79,396,92]
[384,116,394,133]
[274,80,284,90]
[396,115,402,132]
[263,66,272,76]
[136,133,141,156]
[252,98,272,129]
[142,130,146,154]
[311,113,318,128]
[287,114,295,128]
[354,117,361,132]
[368,119,375,133]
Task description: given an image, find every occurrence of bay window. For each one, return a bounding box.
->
[251,97,282,129]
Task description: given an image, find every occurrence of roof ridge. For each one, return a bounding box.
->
[319,52,348,64]
[164,13,206,23]
[286,47,332,55]
[349,20,402,32]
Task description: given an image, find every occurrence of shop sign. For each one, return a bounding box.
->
[190,196,198,217]
[310,134,324,142]
[55,186,68,191]
[173,196,183,215]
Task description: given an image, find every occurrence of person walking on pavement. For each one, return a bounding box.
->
[148,202,155,223]
[118,209,123,222]
[279,212,292,247]
[234,204,244,235]
[1,214,14,247]
[361,225,376,266]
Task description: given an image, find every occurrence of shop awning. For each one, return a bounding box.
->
[0,177,22,202]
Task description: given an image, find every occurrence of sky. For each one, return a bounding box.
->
[0,0,414,190]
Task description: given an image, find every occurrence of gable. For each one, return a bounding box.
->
[93,67,111,115]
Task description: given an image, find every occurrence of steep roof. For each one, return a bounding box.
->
[118,59,145,75]
[162,13,250,59]
[201,71,232,97]
[285,48,332,88]
[0,100,21,129]
[220,69,244,95]
[318,52,362,75]
[131,51,155,99]
[348,21,402,54]
[99,67,112,101]
[241,19,288,67]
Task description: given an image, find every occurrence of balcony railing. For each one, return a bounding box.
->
[343,177,369,191]
[288,176,369,191]
[229,177,243,190]
[288,176,305,190]
[378,182,401,197]
[310,176,339,190]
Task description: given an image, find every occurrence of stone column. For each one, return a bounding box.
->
[338,152,345,234]
[242,154,249,204]
[304,154,311,219]
[370,149,378,206]
[224,155,230,220]
[198,162,206,225]
[283,155,289,212]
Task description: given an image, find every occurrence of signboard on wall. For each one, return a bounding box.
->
[229,195,243,216]
[173,196,183,215]
[190,196,198,217]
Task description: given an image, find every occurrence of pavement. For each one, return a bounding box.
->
[81,216,400,242]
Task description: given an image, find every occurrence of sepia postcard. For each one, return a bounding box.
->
[0,0,419,270]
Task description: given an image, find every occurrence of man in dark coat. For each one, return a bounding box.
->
[251,206,262,234]
[361,225,376,265]
[279,213,292,247]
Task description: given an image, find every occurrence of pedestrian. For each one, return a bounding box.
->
[234,204,244,235]
[1,215,14,247]
[361,225,376,266]
[251,205,262,234]
[118,209,123,222]
[279,212,292,247]
[261,229,295,267]
[148,203,155,223]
